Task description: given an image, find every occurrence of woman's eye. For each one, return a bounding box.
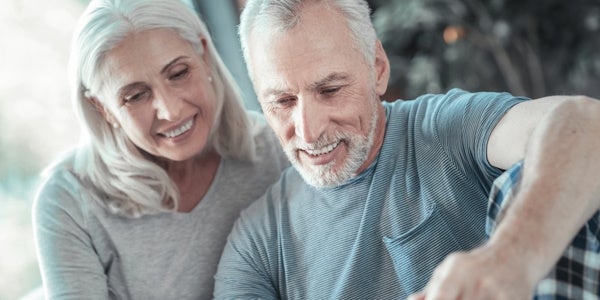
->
[169,68,189,80]
[124,90,149,104]
[321,87,341,95]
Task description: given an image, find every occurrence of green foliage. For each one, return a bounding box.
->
[371,0,600,99]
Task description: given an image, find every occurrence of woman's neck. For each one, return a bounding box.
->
[162,149,221,213]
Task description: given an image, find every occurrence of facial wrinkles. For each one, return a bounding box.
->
[99,61,149,130]
[99,37,174,151]
[255,26,337,96]
[108,31,190,97]
[286,97,379,188]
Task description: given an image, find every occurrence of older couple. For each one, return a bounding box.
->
[35,0,600,299]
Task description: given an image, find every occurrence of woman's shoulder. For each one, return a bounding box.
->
[245,110,290,167]
[246,111,279,149]
[38,148,79,191]
[34,147,94,215]
[245,110,269,134]
[33,151,83,225]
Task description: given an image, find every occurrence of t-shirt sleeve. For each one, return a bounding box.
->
[213,190,280,299]
[33,170,109,299]
[425,89,528,190]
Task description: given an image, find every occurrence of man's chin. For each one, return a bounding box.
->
[295,164,352,188]
[287,148,364,188]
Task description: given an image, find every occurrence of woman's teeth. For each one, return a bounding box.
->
[164,119,193,138]
[304,141,340,156]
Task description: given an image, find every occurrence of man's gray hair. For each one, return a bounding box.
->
[239,0,377,78]
[67,0,254,217]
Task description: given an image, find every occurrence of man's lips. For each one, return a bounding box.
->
[297,140,343,165]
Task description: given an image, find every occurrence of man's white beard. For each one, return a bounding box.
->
[285,102,379,188]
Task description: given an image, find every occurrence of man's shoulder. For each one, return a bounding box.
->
[382,90,458,119]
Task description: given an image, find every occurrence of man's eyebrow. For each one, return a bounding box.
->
[308,72,350,91]
[160,55,190,74]
[261,72,351,99]
[262,86,289,99]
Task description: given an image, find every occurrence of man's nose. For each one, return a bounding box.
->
[293,96,327,143]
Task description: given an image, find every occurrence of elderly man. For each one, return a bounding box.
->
[214,0,600,298]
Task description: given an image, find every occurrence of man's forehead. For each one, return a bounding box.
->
[259,71,352,99]
[260,80,295,99]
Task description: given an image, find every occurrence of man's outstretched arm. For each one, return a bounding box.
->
[410,95,600,299]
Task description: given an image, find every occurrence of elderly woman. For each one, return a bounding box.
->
[32,0,289,298]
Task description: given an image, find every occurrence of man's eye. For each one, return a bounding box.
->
[276,97,295,107]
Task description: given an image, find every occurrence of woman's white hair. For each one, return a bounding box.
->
[68,0,254,217]
[239,0,377,78]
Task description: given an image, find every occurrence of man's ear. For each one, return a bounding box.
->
[373,40,390,97]
[88,96,118,126]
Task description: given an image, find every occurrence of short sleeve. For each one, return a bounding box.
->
[428,89,528,189]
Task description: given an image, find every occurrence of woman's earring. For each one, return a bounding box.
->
[112,123,119,129]
[208,76,213,83]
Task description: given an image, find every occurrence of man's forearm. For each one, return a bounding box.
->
[489,96,600,283]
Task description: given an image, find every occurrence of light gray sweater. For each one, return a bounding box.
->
[33,115,289,300]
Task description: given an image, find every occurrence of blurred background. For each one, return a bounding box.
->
[1,1,84,299]
[1,0,598,299]
[369,0,600,100]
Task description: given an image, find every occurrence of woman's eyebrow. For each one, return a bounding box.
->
[160,55,190,74]
[117,82,146,97]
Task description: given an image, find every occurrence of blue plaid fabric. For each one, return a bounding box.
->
[487,161,600,299]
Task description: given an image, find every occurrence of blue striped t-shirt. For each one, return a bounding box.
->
[215,89,528,299]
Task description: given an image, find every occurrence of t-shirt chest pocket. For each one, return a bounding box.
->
[382,203,463,294]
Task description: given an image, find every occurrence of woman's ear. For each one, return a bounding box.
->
[373,40,390,97]
[199,35,209,64]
